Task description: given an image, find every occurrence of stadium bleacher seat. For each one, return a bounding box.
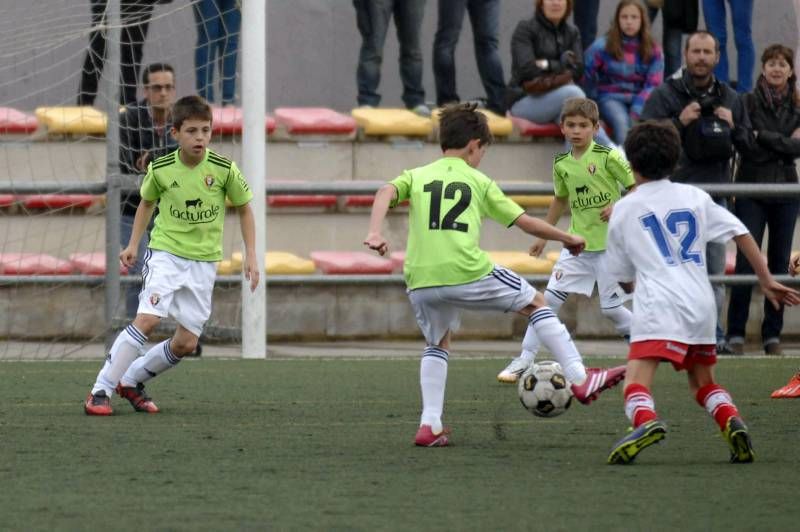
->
[389,251,405,272]
[20,194,98,210]
[0,107,38,133]
[35,106,107,135]
[0,194,16,207]
[267,194,337,208]
[211,106,276,135]
[545,250,562,263]
[266,252,316,274]
[310,251,394,274]
[274,107,357,135]
[509,195,554,209]
[68,252,127,275]
[0,253,73,275]
[351,108,433,137]
[432,108,513,137]
[488,251,554,274]
[509,116,562,138]
[342,195,374,208]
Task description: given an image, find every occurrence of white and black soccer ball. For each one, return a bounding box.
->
[517,360,573,418]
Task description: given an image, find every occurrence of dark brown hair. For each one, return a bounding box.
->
[438,103,493,151]
[624,120,681,180]
[761,43,799,105]
[560,97,600,125]
[172,95,212,130]
[535,0,573,23]
[605,0,655,63]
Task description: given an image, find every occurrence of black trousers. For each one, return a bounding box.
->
[77,0,156,106]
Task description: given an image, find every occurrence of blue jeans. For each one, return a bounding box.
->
[726,197,799,344]
[597,97,631,145]
[701,0,754,93]
[193,0,241,104]
[120,213,149,318]
[647,7,684,77]
[572,0,600,50]
[705,198,730,343]
[433,0,505,114]
[353,0,426,108]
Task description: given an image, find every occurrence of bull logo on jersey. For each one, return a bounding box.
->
[204,175,215,188]
[587,163,596,175]
[185,198,203,209]
[150,293,160,306]
[575,185,590,195]
[571,184,612,211]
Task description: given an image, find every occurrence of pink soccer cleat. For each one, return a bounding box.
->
[116,383,160,413]
[571,365,627,404]
[414,425,450,447]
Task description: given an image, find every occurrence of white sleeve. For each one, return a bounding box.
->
[704,194,749,243]
[605,208,636,283]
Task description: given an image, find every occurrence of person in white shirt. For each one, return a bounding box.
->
[603,120,800,465]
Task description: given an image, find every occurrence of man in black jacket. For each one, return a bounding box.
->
[118,63,177,318]
[640,30,751,353]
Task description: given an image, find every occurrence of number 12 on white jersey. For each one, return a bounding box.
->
[639,210,703,267]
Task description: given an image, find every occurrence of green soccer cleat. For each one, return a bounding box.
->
[607,420,667,465]
[723,416,755,463]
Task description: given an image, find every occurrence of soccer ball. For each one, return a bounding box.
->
[517,361,573,418]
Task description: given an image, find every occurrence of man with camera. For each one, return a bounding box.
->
[640,30,751,353]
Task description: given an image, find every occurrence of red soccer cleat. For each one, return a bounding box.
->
[571,365,627,404]
[771,373,800,399]
[414,425,450,447]
[116,383,160,413]
[84,390,113,416]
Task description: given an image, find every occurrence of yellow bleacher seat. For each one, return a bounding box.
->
[34,106,107,134]
[545,250,562,263]
[509,195,554,209]
[217,259,237,275]
[351,108,433,136]
[431,108,513,137]
[230,251,316,274]
[488,251,553,274]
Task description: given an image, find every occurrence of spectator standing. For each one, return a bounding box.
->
[572,0,600,50]
[584,0,664,145]
[701,0,754,93]
[77,0,166,107]
[646,0,698,77]
[507,0,616,148]
[640,30,751,353]
[118,63,178,318]
[432,0,506,115]
[353,0,430,116]
[725,44,800,356]
[193,0,241,105]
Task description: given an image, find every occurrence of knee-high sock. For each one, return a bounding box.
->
[528,307,586,384]
[519,289,567,360]
[600,304,632,337]
[120,339,181,387]
[420,347,448,433]
[624,383,658,428]
[92,324,147,396]
[696,383,740,431]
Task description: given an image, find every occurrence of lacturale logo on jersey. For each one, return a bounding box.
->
[169,198,220,224]
[571,185,612,210]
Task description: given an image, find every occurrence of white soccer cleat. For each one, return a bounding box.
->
[497,357,532,383]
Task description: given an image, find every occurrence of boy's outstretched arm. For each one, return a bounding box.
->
[529,196,568,256]
[237,203,260,292]
[734,233,800,308]
[363,184,397,256]
[120,199,156,268]
[514,213,585,256]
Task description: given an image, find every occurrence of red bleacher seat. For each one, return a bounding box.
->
[0,253,72,275]
[20,194,97,209]
[274,107,357,135]
[68,252,127,275]
[0,194,16,207]
[509,116,562,137]
[310,251,394,274]
[267,195,337,208]
[343,195,374,207]
[0,107,38,134]
[389,251,405,272]
[211,106,276,135]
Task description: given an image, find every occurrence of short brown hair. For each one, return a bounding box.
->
[560,97,600,125]
[438,102,493,151]
[686,30,720,53]
[172,95,212,130]
[624,120,681,180]
[535,0,573,21]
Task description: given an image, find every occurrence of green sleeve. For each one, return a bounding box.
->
[139,163,162,201]
[552,163,569,197]
[225,161,254,206]
[608,150,635,189]
[484,180,525,227]
[389,170,412,208]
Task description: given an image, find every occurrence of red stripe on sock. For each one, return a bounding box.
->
[696,383,740,430]
[624,383,657,428]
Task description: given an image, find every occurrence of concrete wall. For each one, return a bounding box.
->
[0,0,797,111]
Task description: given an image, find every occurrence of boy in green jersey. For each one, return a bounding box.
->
[364,103,621,447]
[85,95,260,416]
[498,98,632,392]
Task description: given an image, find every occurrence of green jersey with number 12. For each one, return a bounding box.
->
[390,157,524,290]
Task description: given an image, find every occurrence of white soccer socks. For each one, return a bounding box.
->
[601,304,632,337]
[518,289,567,361]
[420,347,448,433]
[120,339,181,387]
[528,308,587,385]
[92,324,147,396]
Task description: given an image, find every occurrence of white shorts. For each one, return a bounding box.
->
[138,249,218,336]
[408,265,536,345]
[547,249,630,309]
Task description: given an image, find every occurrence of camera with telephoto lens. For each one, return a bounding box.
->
[696,93,719,116]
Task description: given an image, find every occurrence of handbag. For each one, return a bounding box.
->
[522,71,574,95]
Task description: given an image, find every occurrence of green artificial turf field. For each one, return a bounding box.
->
[1,357,798,531]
